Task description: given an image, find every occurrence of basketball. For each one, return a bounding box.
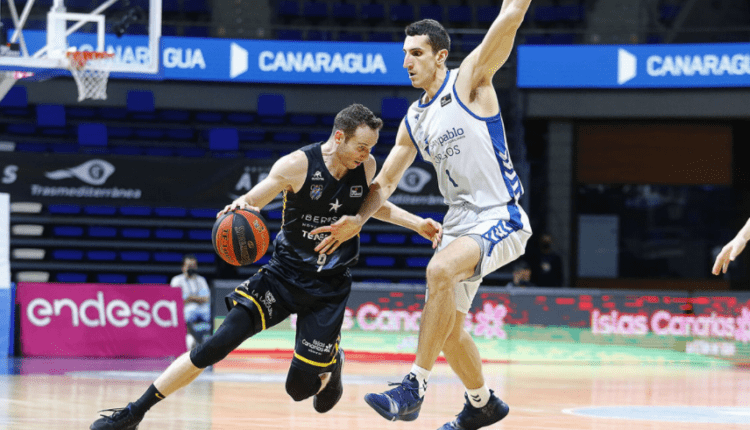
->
[212,209,270,266]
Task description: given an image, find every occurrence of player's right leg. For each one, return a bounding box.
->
[439,310,509,430]
[90,270,284,430]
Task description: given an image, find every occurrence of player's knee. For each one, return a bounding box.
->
[426,259,456,288]
[189,307,258,369]
[285,365,321,402]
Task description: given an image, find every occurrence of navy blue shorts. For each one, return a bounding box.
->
[225,258,351,372]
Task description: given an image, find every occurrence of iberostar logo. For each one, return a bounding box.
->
[618,48,637,84]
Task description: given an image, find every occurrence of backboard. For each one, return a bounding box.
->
[0,0,161,75]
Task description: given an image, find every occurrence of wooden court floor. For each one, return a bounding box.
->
[1,356,749,429]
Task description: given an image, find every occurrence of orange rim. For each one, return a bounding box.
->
[65,51,115,69]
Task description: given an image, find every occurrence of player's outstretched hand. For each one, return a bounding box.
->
[311,215,364,255]
[418,218,442,249]
[217,199,260,218]
[712,237,747,275]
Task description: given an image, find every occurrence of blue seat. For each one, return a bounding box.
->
[155,228,184,240]
[190,208,219,218]
[476,6,500,24]
[50,143,77,153]
[127,90,155,113]
[381,97,409,127]
[460,34,484,52]
[195,253,216,264]
[99,107,128,119]
[273,132,302,143]
[420,4,443,21]
[266,210,283,220]
[0,86,27,108]
[195,112,223,123]
[338,31,363,42]
[78,123,108,147]
[53,226,84,237]
[154,207,187,217]
[11,142,41,152]
[411,234,432,245]
[37,104,66,127]
[160,110,191,122]
[66,107,96,119]
[52,250,84,260]
[238,129,265,142]
[188,229,212,240]
[154,252,183,263]
[369,32,393,42]
[307,30,333,41]
[389,4,414,24]
[108,126,133,138]
[118,204,152,217]
[359,233,371,244]
[447,5,472,26]
[277,0,300,21]
[302,1,328,22]
[257,94,286,125]
[227,113,255,124]
[88,226,117,238]
[184,0,210,14]
[332,3,356,23]
[121,251,151,262]
[98,273,128,283]
[48,204,81,215]
[361,3,385,24]
[277,29,304,40]
[406,257,430,268]
[137,274,168,284]
[167,128,194,140]
[6,124,37,135]
[289,114,317,126]
[254,255,271,266]
[56,273,87,282]
[121,228,151,239]
[83,205,116,216]
[418,211,444,222]
[308,131,329,142]
[380,130,397,145]
[365,256,396,267]
[375,233,407,244]
[134,128,165,139]
[209,128,239,151]
[87,250,117,261]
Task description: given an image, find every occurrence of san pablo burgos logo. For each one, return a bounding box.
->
[45,159,115,185]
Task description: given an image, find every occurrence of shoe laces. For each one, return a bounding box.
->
[98,407,132,422]
[385,380,420,405]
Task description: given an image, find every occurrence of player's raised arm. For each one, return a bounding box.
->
[217,151,307,217]
[312,120,419,253]
[465,0,532,80]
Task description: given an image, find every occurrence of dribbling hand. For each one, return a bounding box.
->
[217,199,260,218]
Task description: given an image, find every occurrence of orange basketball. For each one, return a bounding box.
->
[212,209,270,266]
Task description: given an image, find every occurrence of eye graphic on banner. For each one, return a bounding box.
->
[398,167,432,193]
[45,159,115,185]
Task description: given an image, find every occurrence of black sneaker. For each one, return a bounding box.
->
[438,390,509,430]
[90,403,144,430]
[313,348,345,413]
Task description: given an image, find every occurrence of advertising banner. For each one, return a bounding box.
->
[11,30,411,86]
[16,283,186,357]
[518,43,750,88]
[214,284,750,365]
[0,154,447,214]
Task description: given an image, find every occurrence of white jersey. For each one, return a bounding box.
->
[404,69,524,210]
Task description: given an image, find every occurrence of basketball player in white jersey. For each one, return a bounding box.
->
[312,2,533,428]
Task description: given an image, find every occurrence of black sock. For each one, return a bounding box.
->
[131,384,165,414]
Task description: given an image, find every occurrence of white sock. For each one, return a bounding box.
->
[410,364,430,397]
[466,384,491,408]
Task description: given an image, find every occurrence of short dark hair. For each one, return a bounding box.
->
[405,19,451,54]
[513,260,530,272]
[332,103,383,141]
[183,254,197,264]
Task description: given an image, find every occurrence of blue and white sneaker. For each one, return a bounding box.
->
[364,373,424,422]
[438,390,509,430]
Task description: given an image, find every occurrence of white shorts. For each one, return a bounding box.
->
[429,202,532,313]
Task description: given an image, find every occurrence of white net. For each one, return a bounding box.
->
[66,52,114,102]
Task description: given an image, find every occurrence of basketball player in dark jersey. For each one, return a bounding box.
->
[90,103,442,430]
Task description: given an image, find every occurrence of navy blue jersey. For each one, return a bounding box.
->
[273,142,369,274]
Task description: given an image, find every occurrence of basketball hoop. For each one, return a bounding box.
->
[65,51,115,102]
